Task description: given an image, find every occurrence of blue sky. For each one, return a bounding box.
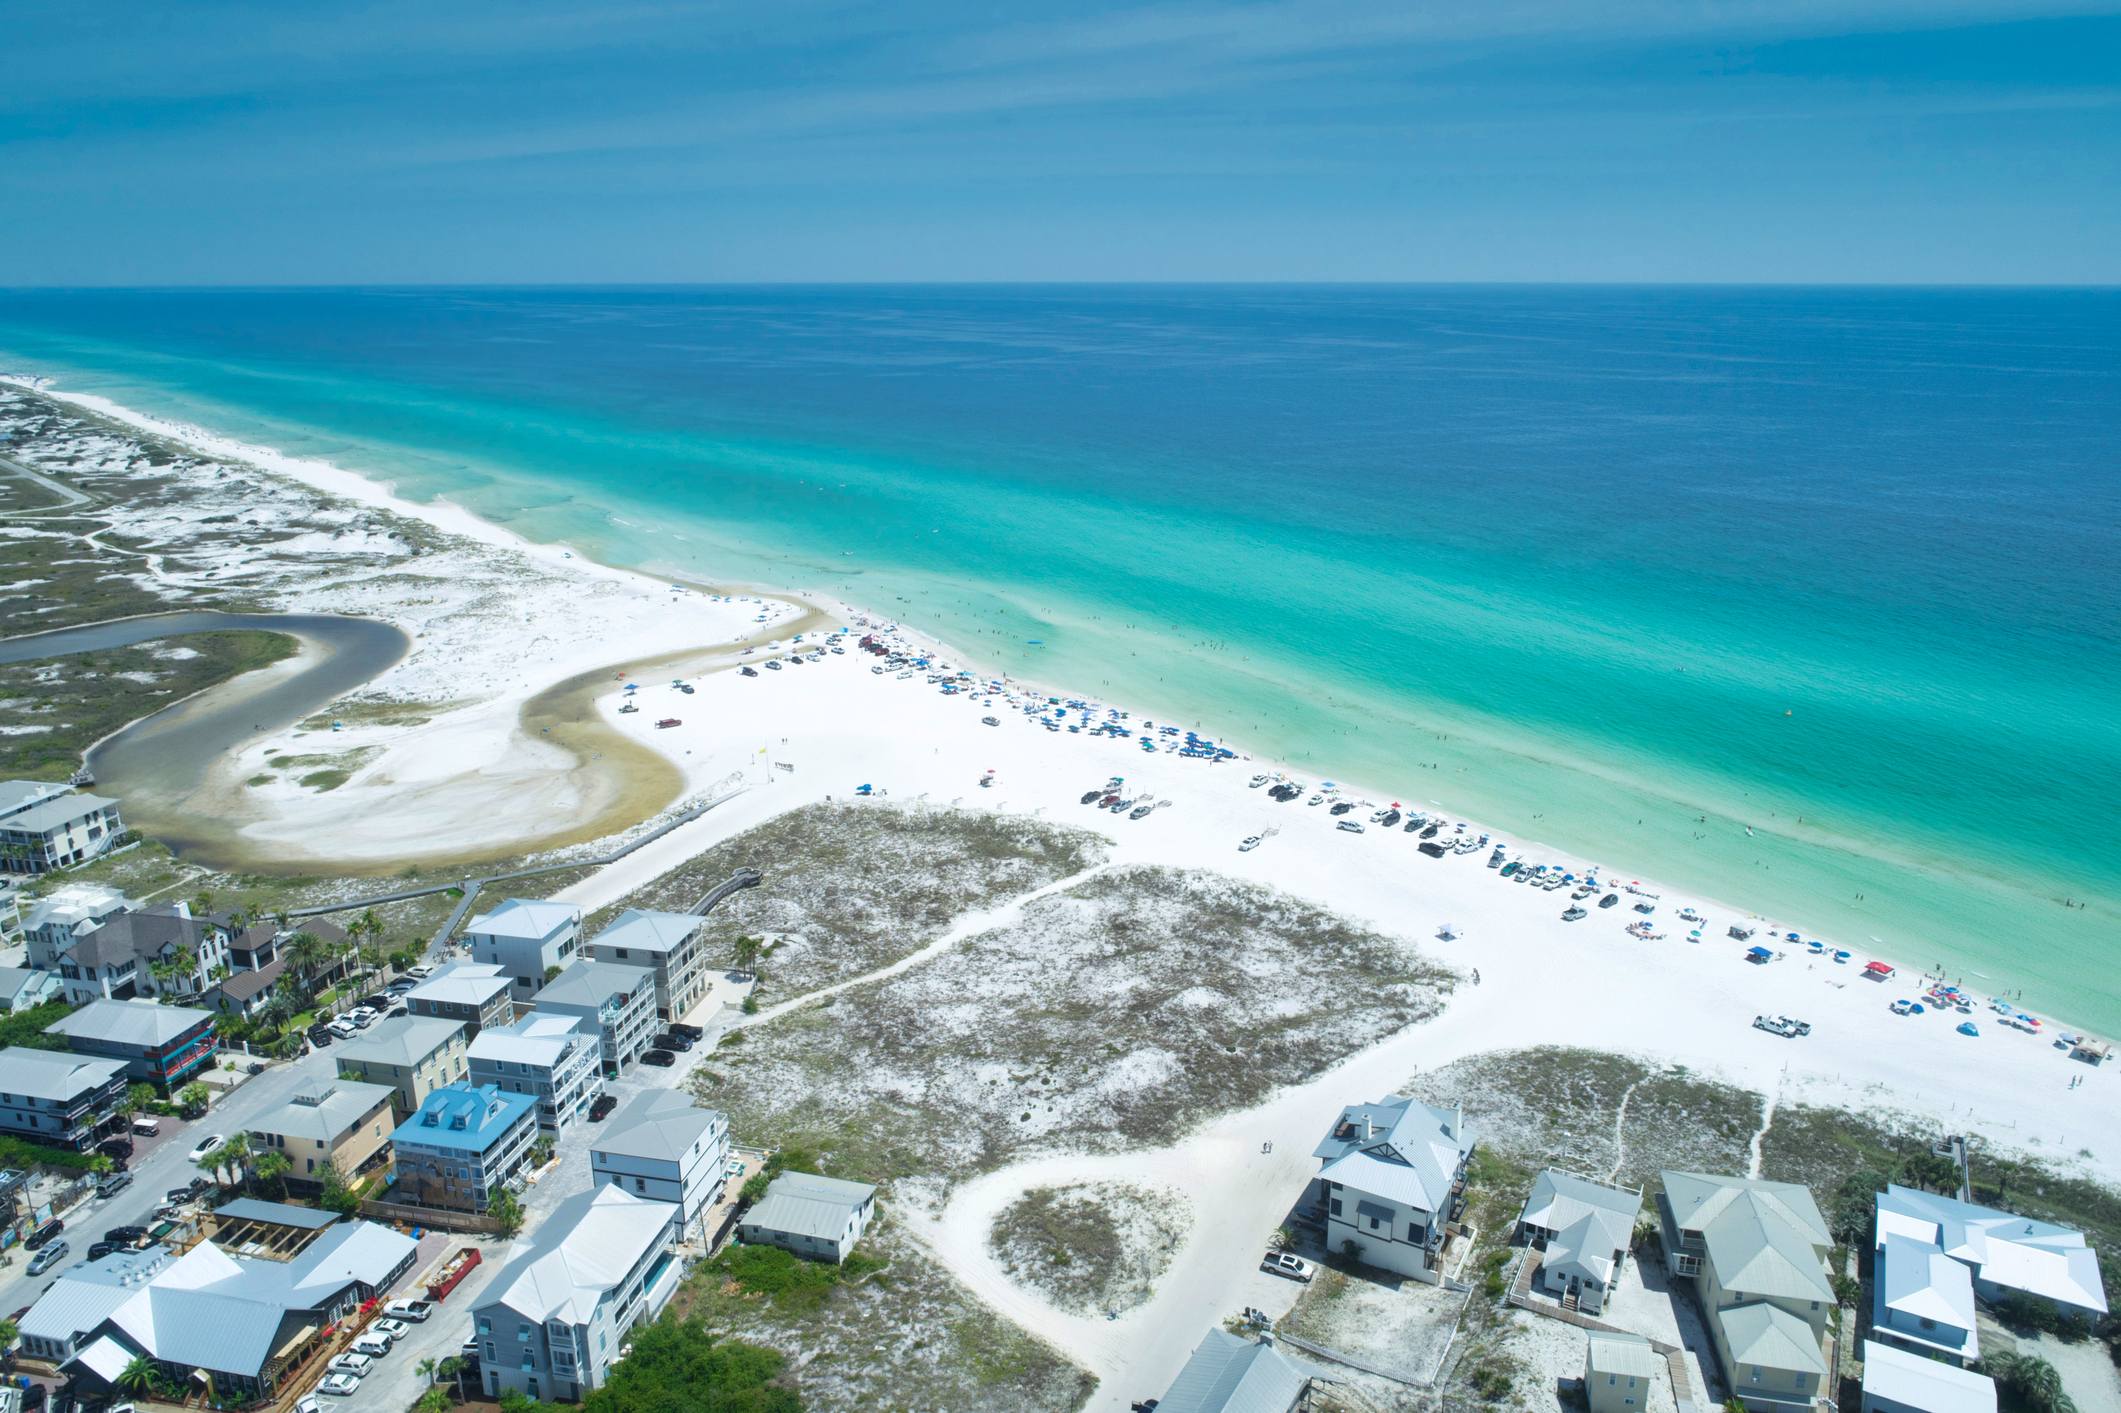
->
[4,0,2116,283]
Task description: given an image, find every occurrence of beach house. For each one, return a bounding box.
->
[463,898,584,1001]
[0,781,124,876]
[389,1081,539,1215]
[468,1012,602,1133]
[203,956,288,1021]
[1519,1169,1643,1315]
[22,883,135,970]
[1874,1184,2109,1324]
[1308,1094,1474,1283]
[334,1014,469,1117]
[55,904,231,1004]
[0,964,62,1012]
[1152,1329,1332,1413]
[45,998,219,1087]
[736,1171,877,1264]
[590,1091,728,1240]
[533,959,657,1075]
[0,1049,129,1150]
[404,962,517,1037]
[1586,1332,1664,1413]
[1860,1341,1997,1413]
[582,909,710,1023]
[472,1185,681,1402]
[1658,1171,1835,1413]
[246,1080,398,1191]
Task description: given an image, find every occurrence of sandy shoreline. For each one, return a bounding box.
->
[7,374,2111,1044]
[6,372,2115,1411]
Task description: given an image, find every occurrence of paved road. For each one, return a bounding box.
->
[6,968,752,1412]
[0,1045,348,1316]
[0,453,92,514]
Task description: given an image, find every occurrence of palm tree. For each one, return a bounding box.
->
[255,1149,293,1200]
[217,1132,256,1195]
[117,1355,156,1398]
[439,1356,468,1401]
[119,1083,156,1128]
[731,935,763,976]
[417,1356,439,1386]
[285,932,330,991]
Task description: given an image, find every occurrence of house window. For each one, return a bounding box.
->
[1795,1375,1806,1390]
[520,1324,533,1340]
[1330,1199,1342,1217]
[1811,1300,1820,1311]
[1750,1369,1762,1384]
[1367,1217,1379,1231]
[1919,1318,1935,1331]
[1609,1376,1617,1386]
[1627,1378,1636,1389]
[635,1178,647,1193]
[478,1318,492,1332]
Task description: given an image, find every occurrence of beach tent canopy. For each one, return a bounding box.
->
[1865,961,1894,975]
[1747,946,1773,959]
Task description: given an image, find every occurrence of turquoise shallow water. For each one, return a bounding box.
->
[1,286,2116,1031]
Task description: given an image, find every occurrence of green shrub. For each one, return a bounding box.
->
[579,1318,795,1413]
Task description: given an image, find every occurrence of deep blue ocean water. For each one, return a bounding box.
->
[2,286,2117,1029]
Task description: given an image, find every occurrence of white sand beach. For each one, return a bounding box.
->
[9,376,2117,1410]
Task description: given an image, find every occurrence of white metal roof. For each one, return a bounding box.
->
[1862,1341,1997,1413]
[589,909,701,955]
[596,1090,722,1164]
[248,1080,397,1142]
[333,1015,465,1068]
[1586,1333,1663,1379]
[481,1185,674,1327]
[469,1014,590,1069]
[743,1172,876,1243]
[0,1048,128,1104]
[1876,1185,2109,1315]
[46,998,215,1047]
[464,898,580,942]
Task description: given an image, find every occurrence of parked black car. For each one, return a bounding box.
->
[666,1022,705,1042]
[23,1219,62,1250]
[104,1225,150,1245]
[308,1025,334,1046]
[96,1138,133,1159]
[641,1049,676,1068]
[653,1033,694,1052]
[86,1241,121,1262]
[588,1094,618,1121]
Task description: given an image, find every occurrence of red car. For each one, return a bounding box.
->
[656,718,681,729]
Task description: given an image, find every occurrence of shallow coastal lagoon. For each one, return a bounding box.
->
[2,286,2117,1030]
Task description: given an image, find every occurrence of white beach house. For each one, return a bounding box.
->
[0,781,124,876]
[472,1185,681,1402]
[533,959,658,1075]
[1657,1171,1835,1413]
[1520,1169,1643,1315]
[737,1172,877,1264]
[1309,1094,1474,1283]
[468,1012,603,1133]
[1153,1329,1333,1413]
[591,1090,729,1241]
[1874,1184,2109,1324]
[1860,1341,1997,1413]
[462,898,584,1002]
[582,909,712,1023]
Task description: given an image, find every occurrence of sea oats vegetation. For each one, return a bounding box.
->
[694,863,1455,1192]
[988,1180,1192,1316]
[591,800,1110,995]
[681,1215,1091,1413]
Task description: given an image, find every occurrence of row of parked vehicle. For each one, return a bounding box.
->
[633,1021,707,1072]
[304,976,421,1049]
[302,1296,438,1398]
